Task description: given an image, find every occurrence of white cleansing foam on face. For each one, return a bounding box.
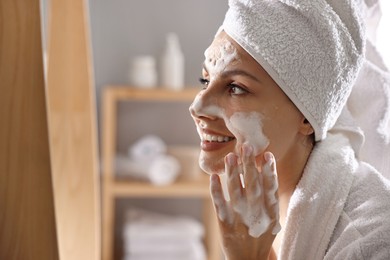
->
[191,99,277,237]
[224,111,274,237]
[191,35,278,237]
[204,38,240,80]
[226,111,270,155]
[190,93,226,174]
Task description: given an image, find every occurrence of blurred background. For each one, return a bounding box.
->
[88,1,228,259]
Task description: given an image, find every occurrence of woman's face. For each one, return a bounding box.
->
[190,31,306,175]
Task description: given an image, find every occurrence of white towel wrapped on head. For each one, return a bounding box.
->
[220,0,390,178]
[221,0,365,141]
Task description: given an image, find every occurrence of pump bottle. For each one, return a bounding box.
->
[160,33,184,90]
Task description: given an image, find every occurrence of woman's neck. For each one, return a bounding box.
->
[277,139,313,200]
[271,139,314,255]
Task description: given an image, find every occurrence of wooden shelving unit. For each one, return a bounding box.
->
[101,86,221,260]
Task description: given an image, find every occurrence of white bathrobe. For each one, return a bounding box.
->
[280,131,390,259]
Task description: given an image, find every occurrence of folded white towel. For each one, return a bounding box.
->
[123,208,206,260]
[115,154,149,178]
[122,135,181,185]
[115,154,180,185]
[123,252,205,260]
[123,208,205,241]
[124,239,205,256]
[123,245,206,260]
[148,154,180,186]
[123,256,202,260]
[128,135,167,162]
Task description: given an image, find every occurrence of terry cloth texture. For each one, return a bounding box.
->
[222,0,366,141]
[280,131,390,259]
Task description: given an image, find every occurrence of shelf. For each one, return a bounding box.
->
[104,86,200,102]
[101,86,221,260]
[110,174,210,198]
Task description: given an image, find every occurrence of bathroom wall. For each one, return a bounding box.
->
[89,0,228,147]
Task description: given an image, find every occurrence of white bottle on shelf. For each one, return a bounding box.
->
[160,33,184,90]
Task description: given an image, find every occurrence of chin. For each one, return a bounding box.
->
[198,153,225,175]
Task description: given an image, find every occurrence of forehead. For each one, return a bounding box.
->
[203,31,256,73]
[205,33,236,55]
[203,32,294,101]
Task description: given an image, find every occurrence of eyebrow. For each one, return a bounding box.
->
[202,63,261,83]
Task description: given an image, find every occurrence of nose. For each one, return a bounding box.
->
[189,88,218,121]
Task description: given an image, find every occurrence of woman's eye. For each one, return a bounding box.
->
[229,84,247,95]
[199,77,209,89]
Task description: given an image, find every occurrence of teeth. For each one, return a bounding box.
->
[202,133,234,143]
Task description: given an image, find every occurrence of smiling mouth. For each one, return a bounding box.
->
[202,133,235,143]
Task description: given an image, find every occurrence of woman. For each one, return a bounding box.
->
[189,0,390,259]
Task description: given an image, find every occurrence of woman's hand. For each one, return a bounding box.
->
[210,143,280,260]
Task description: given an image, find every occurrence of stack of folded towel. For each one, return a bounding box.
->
[115,135,181,185]
[122,208,206,260]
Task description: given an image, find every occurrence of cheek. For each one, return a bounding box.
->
[226,111,270,155]
[263,112,301,156]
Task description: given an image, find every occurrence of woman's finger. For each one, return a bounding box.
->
[225,152,245,207]
[241,143,263,208]
[210,174,232,224]
[262,152,281,235]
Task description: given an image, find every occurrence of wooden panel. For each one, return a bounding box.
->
[0,0,59,259]
[102,88,117,260]
[46,0,101,259]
